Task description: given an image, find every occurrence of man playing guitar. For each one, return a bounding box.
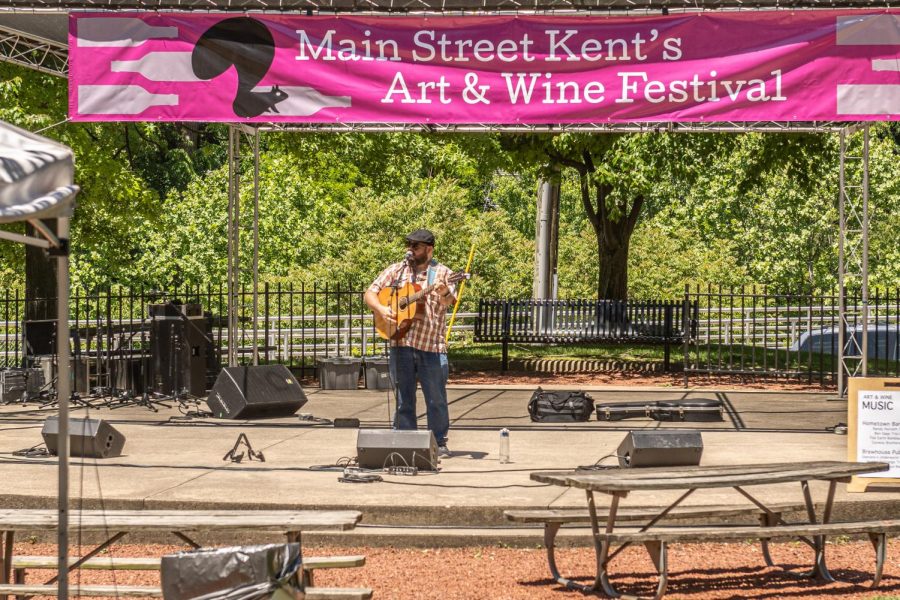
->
[364,229,457,458]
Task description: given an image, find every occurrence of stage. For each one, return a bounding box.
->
[1,385,898,547]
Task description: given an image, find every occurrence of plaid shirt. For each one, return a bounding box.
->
[369,260,455,354]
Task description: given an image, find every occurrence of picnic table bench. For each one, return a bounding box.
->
[530,461,891,599]
[9,554,366,587]
[505,500,808,588]
[0,584,371,599]
[0,509,371,600]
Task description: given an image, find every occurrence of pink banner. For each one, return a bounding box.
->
[69,11,900,123]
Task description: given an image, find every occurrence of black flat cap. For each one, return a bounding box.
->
[405,229,435,246]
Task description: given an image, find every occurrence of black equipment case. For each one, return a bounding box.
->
[596,399,724,422]
[528,388,595,422]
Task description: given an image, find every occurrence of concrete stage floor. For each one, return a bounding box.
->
[2,385,899,546]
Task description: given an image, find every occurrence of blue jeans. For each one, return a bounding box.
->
[389,347,450,446]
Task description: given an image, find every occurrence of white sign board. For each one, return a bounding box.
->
[856,390,900,478]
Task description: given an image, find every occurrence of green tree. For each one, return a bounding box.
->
[0,64,207,294]
[500,132,732,300]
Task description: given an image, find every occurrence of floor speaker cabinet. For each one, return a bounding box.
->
[356,429,438,471]
[150,315,208,397]
[24,319,56,357]
[207,365,307,420]
[42,416,126,459]
[617,430,703,468]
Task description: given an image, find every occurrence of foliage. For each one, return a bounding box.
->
[273,179,534,305]
[0,64,170,293]
[866,126,900,290]
[628,222,749,300]
[499,132,645,299]
[655,133,838,292]
[126,133,532,303]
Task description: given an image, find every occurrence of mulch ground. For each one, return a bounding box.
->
[13,540,900,599]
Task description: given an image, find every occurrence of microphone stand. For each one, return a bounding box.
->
[386,252,416,429]
[107,313,171,412]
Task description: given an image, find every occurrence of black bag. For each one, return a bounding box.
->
[528,387,594,422]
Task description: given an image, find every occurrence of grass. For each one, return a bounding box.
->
[448,340,894,384]
[448,342,669,363]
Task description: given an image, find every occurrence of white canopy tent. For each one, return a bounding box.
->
[0,119,78,598]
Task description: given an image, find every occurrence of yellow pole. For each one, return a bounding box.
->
[445,182,496,343]
[445,241,477,342]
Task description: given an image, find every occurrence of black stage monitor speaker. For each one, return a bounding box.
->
[42,416,126,459]
[356,429,438,471]
[617,430,703,468]
[207,365,307,420]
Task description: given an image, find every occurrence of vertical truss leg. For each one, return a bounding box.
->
[837,124,870,397]
[252,129,260,367]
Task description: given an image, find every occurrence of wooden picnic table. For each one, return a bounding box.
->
[0,508,362,596]
[531,460,890,599]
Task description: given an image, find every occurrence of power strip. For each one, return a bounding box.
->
[385,465,419,476]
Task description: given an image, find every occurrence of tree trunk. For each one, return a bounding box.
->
[576,176,643,301]
[597,236,630,301]
[24,220,58,321]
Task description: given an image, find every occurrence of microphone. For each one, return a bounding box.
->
[404,250,414,263]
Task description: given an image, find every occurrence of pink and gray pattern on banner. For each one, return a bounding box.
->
[68,12,900,123]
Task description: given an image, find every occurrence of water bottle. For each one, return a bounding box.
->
[499,428,510,464]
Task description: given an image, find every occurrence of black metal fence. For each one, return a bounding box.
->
[0,284,397,393]
[684,285,900,387]
[3,284,898,392]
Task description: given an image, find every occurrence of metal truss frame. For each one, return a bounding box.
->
[226,124,262,367]
[837,124,870,396]
[260,121,847,133]
[0,0,895,11]
[0,24,67,77]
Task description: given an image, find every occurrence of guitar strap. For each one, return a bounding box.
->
[427,259,438,286]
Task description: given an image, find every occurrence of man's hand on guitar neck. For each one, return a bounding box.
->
[435,281,456,306]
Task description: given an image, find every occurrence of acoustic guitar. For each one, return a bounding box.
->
[373,271,470,341]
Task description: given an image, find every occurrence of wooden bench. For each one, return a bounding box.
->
[593,519,900,599]
[0,508,367,600]
[5,554,370,600]
[504,502,807,591]
[10,554,365,586]
[0,584,372,599]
